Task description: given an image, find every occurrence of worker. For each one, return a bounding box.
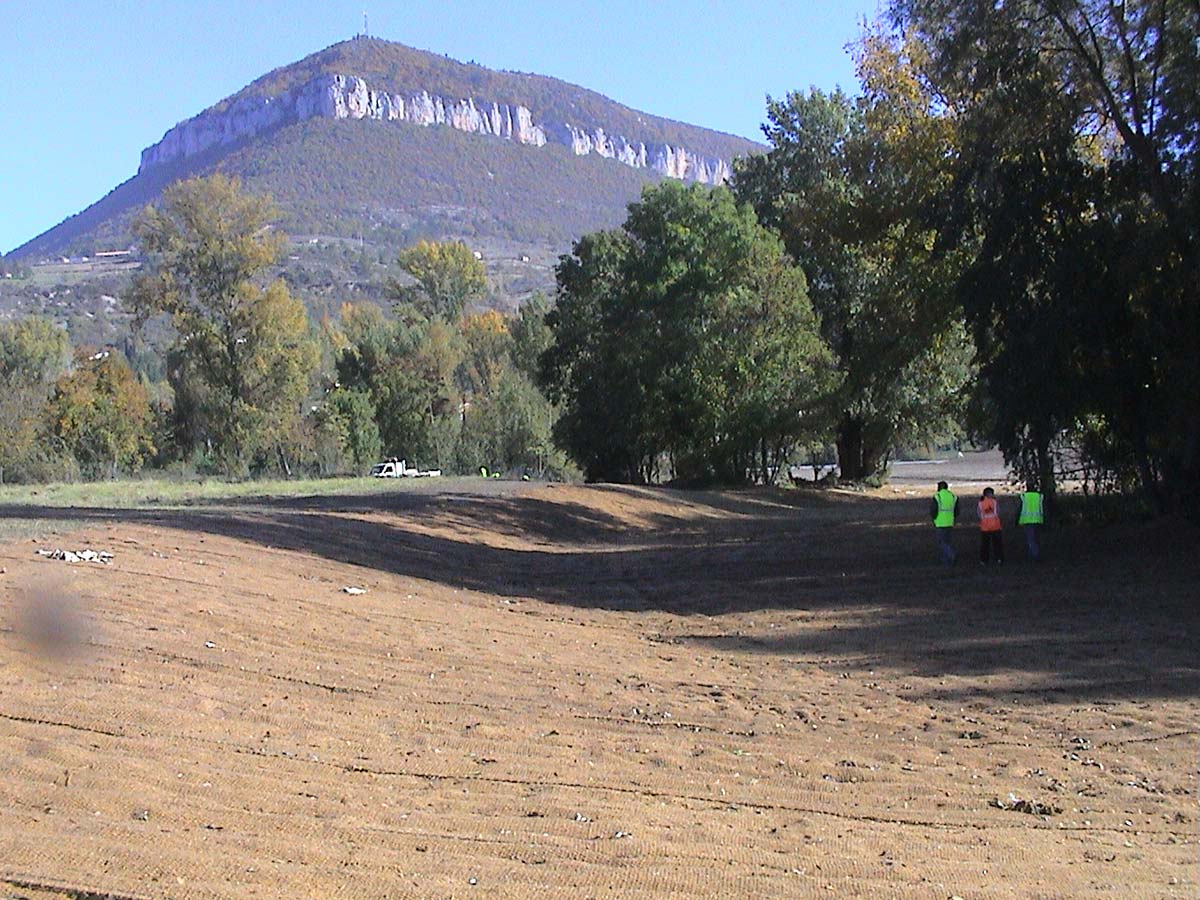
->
[930,480,959,565]
[1017,482,1045,561]
[977,486,1004,565]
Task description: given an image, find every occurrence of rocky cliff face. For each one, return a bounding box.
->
[139,73,735,185]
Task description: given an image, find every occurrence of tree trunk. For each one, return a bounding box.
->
[836,417,865,482]
[836,416,891,482]
[1033,435,1056,519]
[860,440,887,483]
[1175,424,1200,517]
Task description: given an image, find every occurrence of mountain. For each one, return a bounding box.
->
[11,37,762,305]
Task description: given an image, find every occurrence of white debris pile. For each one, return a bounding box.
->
[991,793,1062,816]
[36,548,113,564]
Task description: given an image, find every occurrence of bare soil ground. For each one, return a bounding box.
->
[0,483,1196,899]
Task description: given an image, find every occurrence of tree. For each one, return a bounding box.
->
[541,182,833,484]
[457,310,512,398]
[890,0,1197,242]
[889,0,1199,507]
[0,318,72,483]
[734,41,973,481]
[390,240,487,320]
[509,293,554,381]
[335,302,465,468]
[540,229,651,482]
[0,317,72,387]
[49,350,154,478]
[455,366,563,477]
[311,386,382,474]
[128,175,318,474]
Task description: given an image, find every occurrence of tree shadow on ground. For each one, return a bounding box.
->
[1,486,1196,704]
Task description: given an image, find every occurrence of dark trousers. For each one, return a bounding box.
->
[1024,524,1041,561]
[936,527,956,564]
[979,531,1005,564]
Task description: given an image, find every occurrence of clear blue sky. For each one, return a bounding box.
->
[1,0,880,254]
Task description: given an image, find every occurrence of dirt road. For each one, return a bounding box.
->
[0,483,1195,898]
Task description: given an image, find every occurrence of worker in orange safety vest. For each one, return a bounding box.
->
[977,486,1005,566]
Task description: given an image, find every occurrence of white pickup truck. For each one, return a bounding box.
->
[369,458,442,478]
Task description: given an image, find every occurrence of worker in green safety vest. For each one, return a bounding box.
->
[1017,483,1045,561]
[929,480,960,565]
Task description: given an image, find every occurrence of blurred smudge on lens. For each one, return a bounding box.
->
[10,571,94,664]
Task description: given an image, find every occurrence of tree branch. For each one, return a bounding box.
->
[1110,0,1147,136]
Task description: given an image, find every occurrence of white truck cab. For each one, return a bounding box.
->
[369,458,442,478]
[370,459,408,478]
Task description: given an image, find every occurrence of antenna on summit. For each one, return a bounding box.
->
[362,10,369,38]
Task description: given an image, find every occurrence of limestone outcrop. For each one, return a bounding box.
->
[138,73,734,185]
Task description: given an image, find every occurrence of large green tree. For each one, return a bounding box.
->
[891,0,1197,239]
[734,39,972,481]
[0,318,72,482]
[128,175,318,474]
[541,182,833,484]
[457,311,512,399]
[49,350,154,478]
[0,317,72,387]
[311,386,382,474]
[390,240,487,321]
[455,366,562,478]
[509,293,554,381]
[889,0,1199,506]
[335,302,464,468]
[450,305,566,478]
[332,299,562,476]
